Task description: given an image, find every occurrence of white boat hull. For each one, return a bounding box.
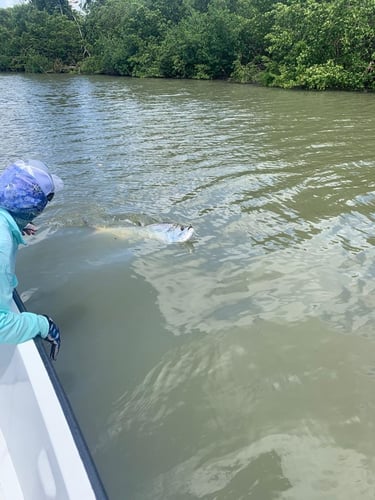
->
[0,297,107,499]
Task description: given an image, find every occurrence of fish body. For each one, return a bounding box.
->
[94,223,194,244]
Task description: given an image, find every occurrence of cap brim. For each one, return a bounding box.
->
[51,174,64,192]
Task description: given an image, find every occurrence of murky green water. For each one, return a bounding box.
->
[1,74,375,499]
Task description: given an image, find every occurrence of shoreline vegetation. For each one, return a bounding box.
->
[0,0,374,92]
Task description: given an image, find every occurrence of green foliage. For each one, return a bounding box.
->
[0,3,82,72]
[29,0,73,17]
[264,0,375,90]
[0,0,374,91]
[297,60,361,90]
[230,56,267,83]
[157,11,207,78]
[79,55,100,73]
[82,0,167,76]
[24,52,51,73]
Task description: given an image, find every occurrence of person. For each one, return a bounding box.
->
[0,159,63,360]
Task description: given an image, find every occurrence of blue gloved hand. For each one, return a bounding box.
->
[43,315,61,360]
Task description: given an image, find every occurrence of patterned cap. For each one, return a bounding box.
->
[17,159,64,196]
[0,160,63,227]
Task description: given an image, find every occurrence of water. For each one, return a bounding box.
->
[1,74,375,499]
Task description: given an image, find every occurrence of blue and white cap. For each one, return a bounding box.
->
[0,159,63,228]
[17,159,64,197]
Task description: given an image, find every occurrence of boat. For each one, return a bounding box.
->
[0,290,108,499]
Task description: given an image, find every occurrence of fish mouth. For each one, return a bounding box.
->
[180,225,194,242]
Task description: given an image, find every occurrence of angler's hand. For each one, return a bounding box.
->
[22,223,37,236]
[43,316,61,360]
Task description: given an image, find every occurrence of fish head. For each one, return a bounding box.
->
[167,224,195,243]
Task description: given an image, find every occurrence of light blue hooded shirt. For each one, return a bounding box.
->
[0,161,63,344]
[0,208,49,342]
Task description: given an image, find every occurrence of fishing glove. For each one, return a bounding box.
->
[43,315,61,361]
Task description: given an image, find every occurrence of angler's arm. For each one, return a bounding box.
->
[0,215,49,344]
[0,309,49,344]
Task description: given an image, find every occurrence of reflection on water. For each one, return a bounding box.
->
[98,321,375,499]
[147,432,374,499]
[1,74,375,498]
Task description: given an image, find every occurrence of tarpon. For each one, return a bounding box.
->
[94,223,194,244]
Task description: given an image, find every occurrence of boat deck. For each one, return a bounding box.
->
[0,427,23,500]
[0,339,105,499]
[0,293,108,499]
